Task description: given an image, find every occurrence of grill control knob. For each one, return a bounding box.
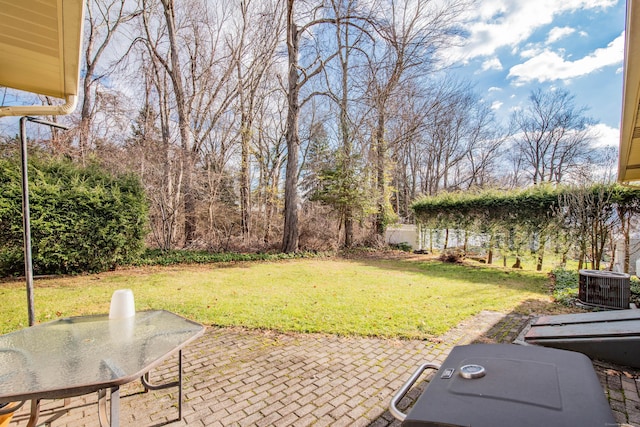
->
[459,364,486,379]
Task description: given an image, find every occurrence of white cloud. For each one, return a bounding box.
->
[589,123,619,148]
[488,86,503,92]
[446,0,617,63]
[491,100,503,110]
[480,57,503,71]
[520,47,543,58]
[507,32,624,84]
[546,26,576,44]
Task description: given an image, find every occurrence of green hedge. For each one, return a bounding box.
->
[411,184,640,230]
[0,157,148,276]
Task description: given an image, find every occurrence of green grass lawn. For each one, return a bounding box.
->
[0,257,558,339]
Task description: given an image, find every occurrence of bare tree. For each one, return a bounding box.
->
[254,89,287,245]
[425,87,504,192]
[235,0,284,242]
[141,0,240,246]
[386,82,436,219]
[79,0,138,163]
[460,102,505,189]
[141,0,196,244]
[367,0,468,237]
[560,185,616,270]
[282,0,343,252]
[124,52,182,249]
[511,88,596,185]
[305,0,374,248]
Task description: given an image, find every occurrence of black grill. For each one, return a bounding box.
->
[390,344,615,427]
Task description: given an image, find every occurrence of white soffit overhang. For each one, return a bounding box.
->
[620,0,640,184]
[0,0,85,116]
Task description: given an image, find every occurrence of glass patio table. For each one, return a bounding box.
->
[0,310,205,427]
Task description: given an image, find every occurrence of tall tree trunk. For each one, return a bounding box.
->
[535,233,545,271]
[487,233,494,264]
[238,52,252,241]
[265,171,280,244]
[375,111,386,237]
[609,242,617,271]
[578,247,585,270]
[536,246,544,271]
[282,1,300,253]
[182,154,196,244]
[79,76,92,164]
[339,16,353,249]
[161,0,196,245]
[622,211,630,273]
[237,25,250,241]
[240,116,252,240]
[429,229,434,253]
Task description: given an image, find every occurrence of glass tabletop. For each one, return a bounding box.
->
[0,310,205,402]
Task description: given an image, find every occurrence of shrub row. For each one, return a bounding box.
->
[0,157,147,276]
[135,249,330,266]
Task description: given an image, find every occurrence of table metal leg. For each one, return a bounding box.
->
[140,350,183,421]
[98,389,108,427]
[26,399,39,427]
[178,350,183,420]
[110,386,120,427]
[97,386,120,427]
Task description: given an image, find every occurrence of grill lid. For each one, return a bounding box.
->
[450,358,561,409]
[402,344,615,427]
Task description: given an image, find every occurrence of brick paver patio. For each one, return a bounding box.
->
[8,310,640,426]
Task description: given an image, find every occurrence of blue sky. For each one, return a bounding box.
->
[445,0,626,147]
[0,0,626,150]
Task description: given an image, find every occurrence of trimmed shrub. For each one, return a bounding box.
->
[631,276,640,306]
[550,267,579,305]
[0,157,148,276]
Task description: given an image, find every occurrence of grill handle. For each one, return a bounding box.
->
[389,363,440,421]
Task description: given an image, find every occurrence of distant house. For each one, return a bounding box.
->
[385,225,488,253]
[385,225,420,250]
[613,238,640,275]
